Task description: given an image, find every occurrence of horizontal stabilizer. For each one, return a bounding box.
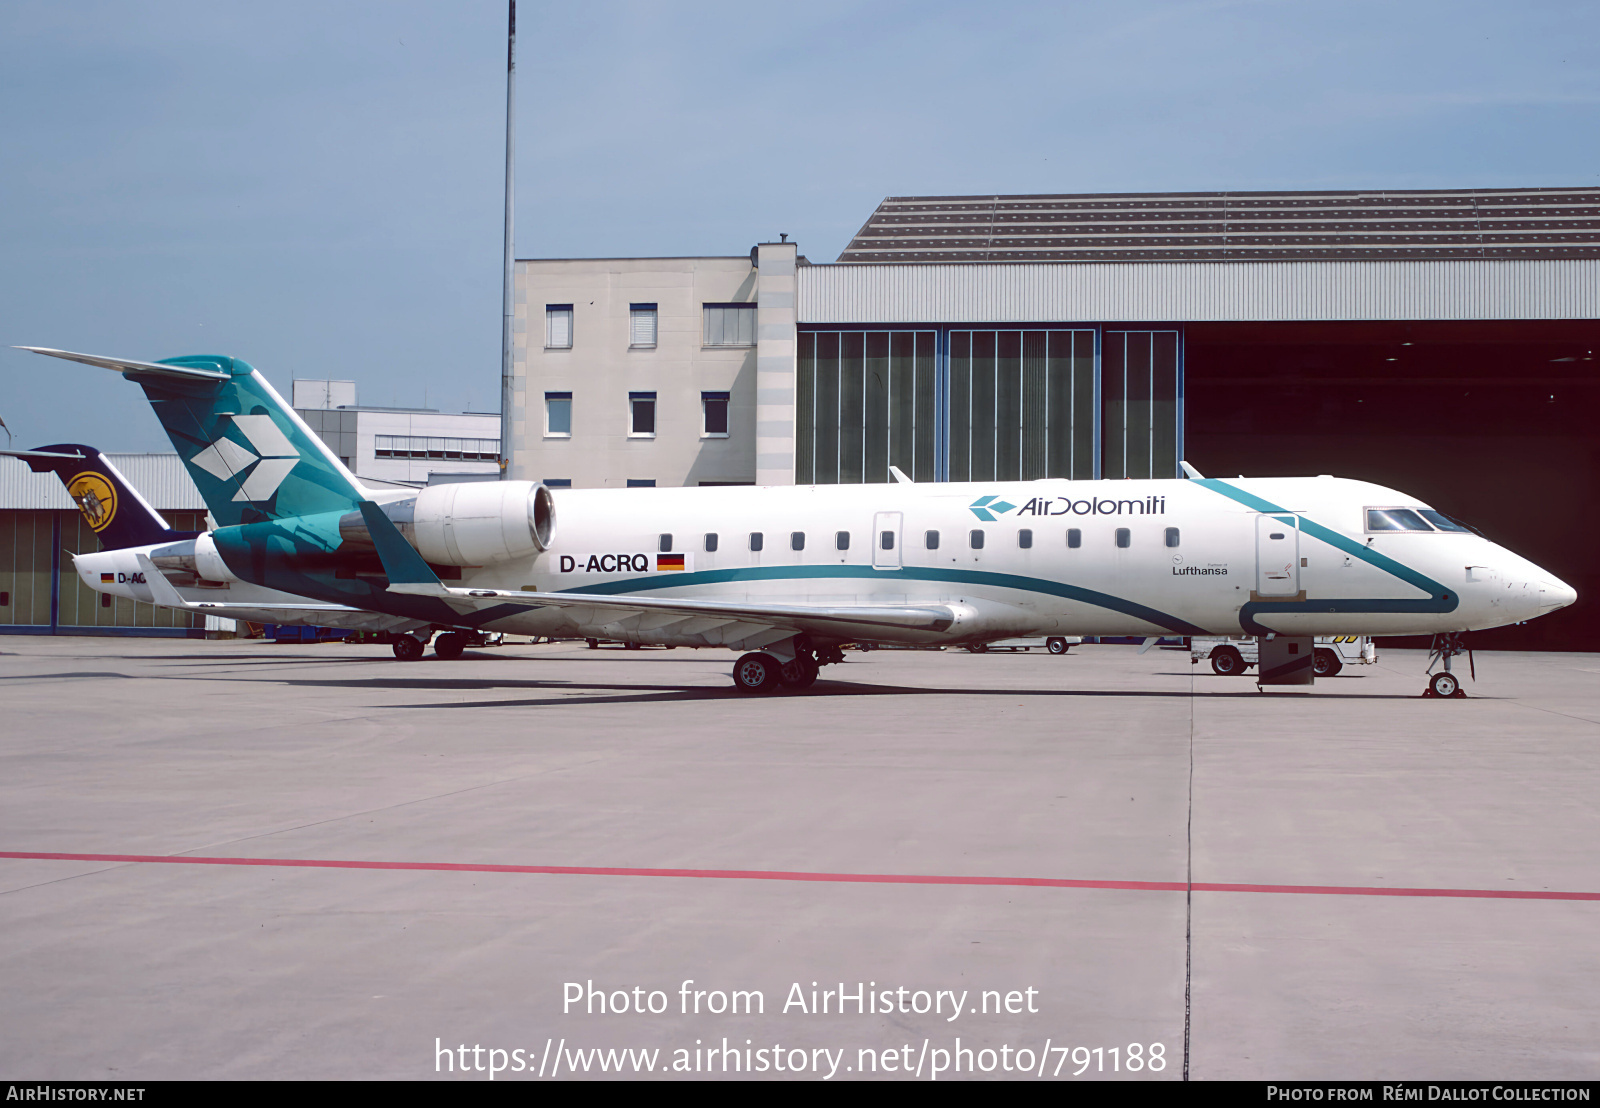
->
[15,347,229,381]
[0,448,86,462]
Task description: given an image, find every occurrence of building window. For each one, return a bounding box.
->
[703,303,756,347]
[1067,528,1081,548]
[1165,527,1181,548]
[545,391,571,437]
[629,392,656,436]
[630,303,657,348]
[541,479,572,488]
[925,530,939,550]
[375,435,501,460]
[970,529,985,550]
[749,532,764,552]
[702,391,730,437]
[704,533,718,552]
[546,304,573,349]
[658,533,672,552]
[1018,529,1033,549]
[1115,528,1131,549]
[630,479,656,488]
[836,531,850,551]
[790,531,805,551]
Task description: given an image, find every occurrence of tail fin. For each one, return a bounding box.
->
[1,443,197,548]
[16,348,366,527]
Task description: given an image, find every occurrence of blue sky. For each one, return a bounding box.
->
[2,0,1597,450]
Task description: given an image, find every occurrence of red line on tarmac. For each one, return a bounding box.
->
[2,851,1597,902]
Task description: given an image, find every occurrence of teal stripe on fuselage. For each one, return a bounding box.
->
[1190,478,1456,634]
[556,564,1210,636]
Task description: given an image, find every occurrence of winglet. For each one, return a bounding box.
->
[358,501,442,588]
[1180,461,1204,480]
[890,465,913,484]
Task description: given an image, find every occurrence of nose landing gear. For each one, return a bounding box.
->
[1423,632,1474,698]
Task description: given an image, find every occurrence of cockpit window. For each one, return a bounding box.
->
[1366,508,1434,532]
[1417,509,1473,534]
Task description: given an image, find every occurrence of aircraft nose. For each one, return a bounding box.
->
[1539,577,1578,614]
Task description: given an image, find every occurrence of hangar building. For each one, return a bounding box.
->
[510,186,1600,650]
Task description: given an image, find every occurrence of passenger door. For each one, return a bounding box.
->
[1255,514,1300,596]
[872,511,903,570]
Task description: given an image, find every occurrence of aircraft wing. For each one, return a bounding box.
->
[388,582,960,637]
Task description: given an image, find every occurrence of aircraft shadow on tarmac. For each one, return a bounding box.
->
[262,674,1451,710]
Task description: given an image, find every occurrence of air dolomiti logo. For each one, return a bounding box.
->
[188,415,301,503]
[972,494,1167,520]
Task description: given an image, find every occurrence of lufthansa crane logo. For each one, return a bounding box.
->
[66,472,118,532]
[187,415,301,503]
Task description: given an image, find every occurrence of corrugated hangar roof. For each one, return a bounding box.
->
[0,453,204,511]
[836,187,1600,264]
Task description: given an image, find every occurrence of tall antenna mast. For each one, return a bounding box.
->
[498,0,517,479]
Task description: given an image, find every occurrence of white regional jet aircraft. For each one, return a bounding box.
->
[26,347,1577,697]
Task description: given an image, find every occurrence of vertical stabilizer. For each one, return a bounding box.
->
[17,348,367,527]
[2,443,197,548]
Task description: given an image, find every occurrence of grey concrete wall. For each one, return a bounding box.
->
[512,257,759,488]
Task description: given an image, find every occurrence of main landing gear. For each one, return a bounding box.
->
[731,639,843,694]
[1423,632,1473,698]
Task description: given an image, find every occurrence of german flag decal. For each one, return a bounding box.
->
[656,553,686,572]
[100,572,115,584]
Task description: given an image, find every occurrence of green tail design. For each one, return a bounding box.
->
[133,355,365,527]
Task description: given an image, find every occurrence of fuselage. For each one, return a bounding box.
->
[82,475,1575,648]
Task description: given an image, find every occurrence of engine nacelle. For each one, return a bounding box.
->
[411,481,555,567]
[192,532,240,583]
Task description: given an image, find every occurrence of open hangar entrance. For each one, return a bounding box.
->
[1184,319,1600,651]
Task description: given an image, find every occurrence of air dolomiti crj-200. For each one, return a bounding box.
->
[23,347,1576,698]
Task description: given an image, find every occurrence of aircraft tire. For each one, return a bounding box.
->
[779,658,819,689]
[1428,671,1461,698]
[586,639,599,649]
[1210,646,1245,676]
[434,632,466,660]
[965,643,989,654]
[732,652,781,694]
[624,641,642,651]
[1312,648,1342,678]
[393,635,425,662]
[1047,637,1070,655]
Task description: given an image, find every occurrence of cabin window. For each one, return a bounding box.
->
[704,533,718,552]
[791,531,805,551]
[1417,510,1472,533]
[1115,528,1130,549]
[835,531,850,551]
[969,529,985,550]
[1018,529,1033,549]
[658,534,672,552]
[1067,528,1081,549]
[925,530,939,550]
[1367,508,1433,532]
[749,532,764,552]
[1165,527,1180,548]
[880,530,894,550]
